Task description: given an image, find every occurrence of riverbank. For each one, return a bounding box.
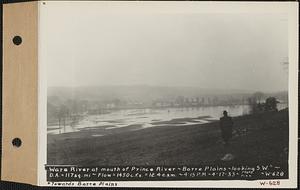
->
[47,109,289,166]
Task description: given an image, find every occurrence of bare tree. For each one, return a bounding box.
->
[58,105,69,133]
[253,92,265,103]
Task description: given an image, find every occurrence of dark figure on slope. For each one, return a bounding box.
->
[220,110,233,145]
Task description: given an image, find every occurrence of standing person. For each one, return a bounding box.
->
[220,110,233,145]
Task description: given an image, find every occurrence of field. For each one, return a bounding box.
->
[48,109,289,166]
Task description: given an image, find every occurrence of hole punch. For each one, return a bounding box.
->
[12,36,22,45]
[12,138,22,147]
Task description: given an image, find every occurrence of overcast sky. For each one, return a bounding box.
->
[40,2,289,92]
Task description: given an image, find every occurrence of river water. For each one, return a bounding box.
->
[47,103,287,135]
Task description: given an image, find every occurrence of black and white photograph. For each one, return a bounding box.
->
[39,1,298,188]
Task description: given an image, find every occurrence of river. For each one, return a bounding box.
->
[47,103,288,135]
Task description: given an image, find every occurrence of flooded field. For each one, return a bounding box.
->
[47,104,287,135]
